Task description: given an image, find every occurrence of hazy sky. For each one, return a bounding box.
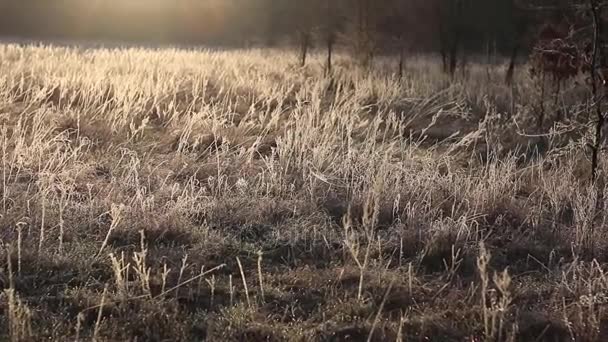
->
[0,0,250,44]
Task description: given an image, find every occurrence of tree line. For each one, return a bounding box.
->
[0,1,523,53]
[0,1,598,80]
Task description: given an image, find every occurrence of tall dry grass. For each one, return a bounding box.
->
[0,43,606,340]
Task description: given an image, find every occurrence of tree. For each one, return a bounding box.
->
[519,0,608,180]
[282,1,321,67]
[504,7,531,84]
[379,1,412,79]
[436,0,467,77]
[318,0,346,75]
[587,0,607,181]
[376,0,437,79]
[345,0,380,69]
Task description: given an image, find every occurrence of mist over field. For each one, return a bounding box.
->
[1,1,608,341]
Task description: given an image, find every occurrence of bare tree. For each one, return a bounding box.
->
[348,0,378,69]
[380,0,412,79]
[588,0,606,180]
[319,0,345,75]
[520,0,608,179]
[298,30,312,67]
[282,1,320,67]
[505,1,532,84]
[435,0,469,78]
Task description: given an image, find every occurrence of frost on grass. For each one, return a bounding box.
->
[0,44,606,341]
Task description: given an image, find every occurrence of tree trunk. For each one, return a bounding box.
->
[537,71,546,129]
[324,0,334,77]
[439,21,448,73]
[590,0,605,182]
[354,0,375,70]
[447,0,463,79]
[398,47,405,80]
[299,32,310,67]
[505,43,520,85]
[440,46,448,73]
[486,38,491,82]
[460,48,468,79]
[554,79,563,122]
[326,37,334,76]
[449,41,458,78]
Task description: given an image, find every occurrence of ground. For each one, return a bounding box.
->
[0,44,606,341]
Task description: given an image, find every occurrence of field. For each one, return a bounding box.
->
[0,43,606,341]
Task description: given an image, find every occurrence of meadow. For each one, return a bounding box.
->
[0,43,605,341]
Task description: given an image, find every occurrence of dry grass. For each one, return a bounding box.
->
[0,43,607,341]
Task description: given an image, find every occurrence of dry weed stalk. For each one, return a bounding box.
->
[367,278,394,342]
[161,262,171,294]
[109,252,129,300]
[175,254,189,299]
[4,289,33,342]
[97,203,125,258]
[206,275,217,308]
[256,250,265,303]
[343,209,370,302]
[75,313,84,341]
[93,285,108,342]
[133,230,152,298]
[477,242,515,342]
[15,223,24,277]
[343,173,384,302]
[236,256,251,309]
[229,274,234,307]
[2,125,7,215]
